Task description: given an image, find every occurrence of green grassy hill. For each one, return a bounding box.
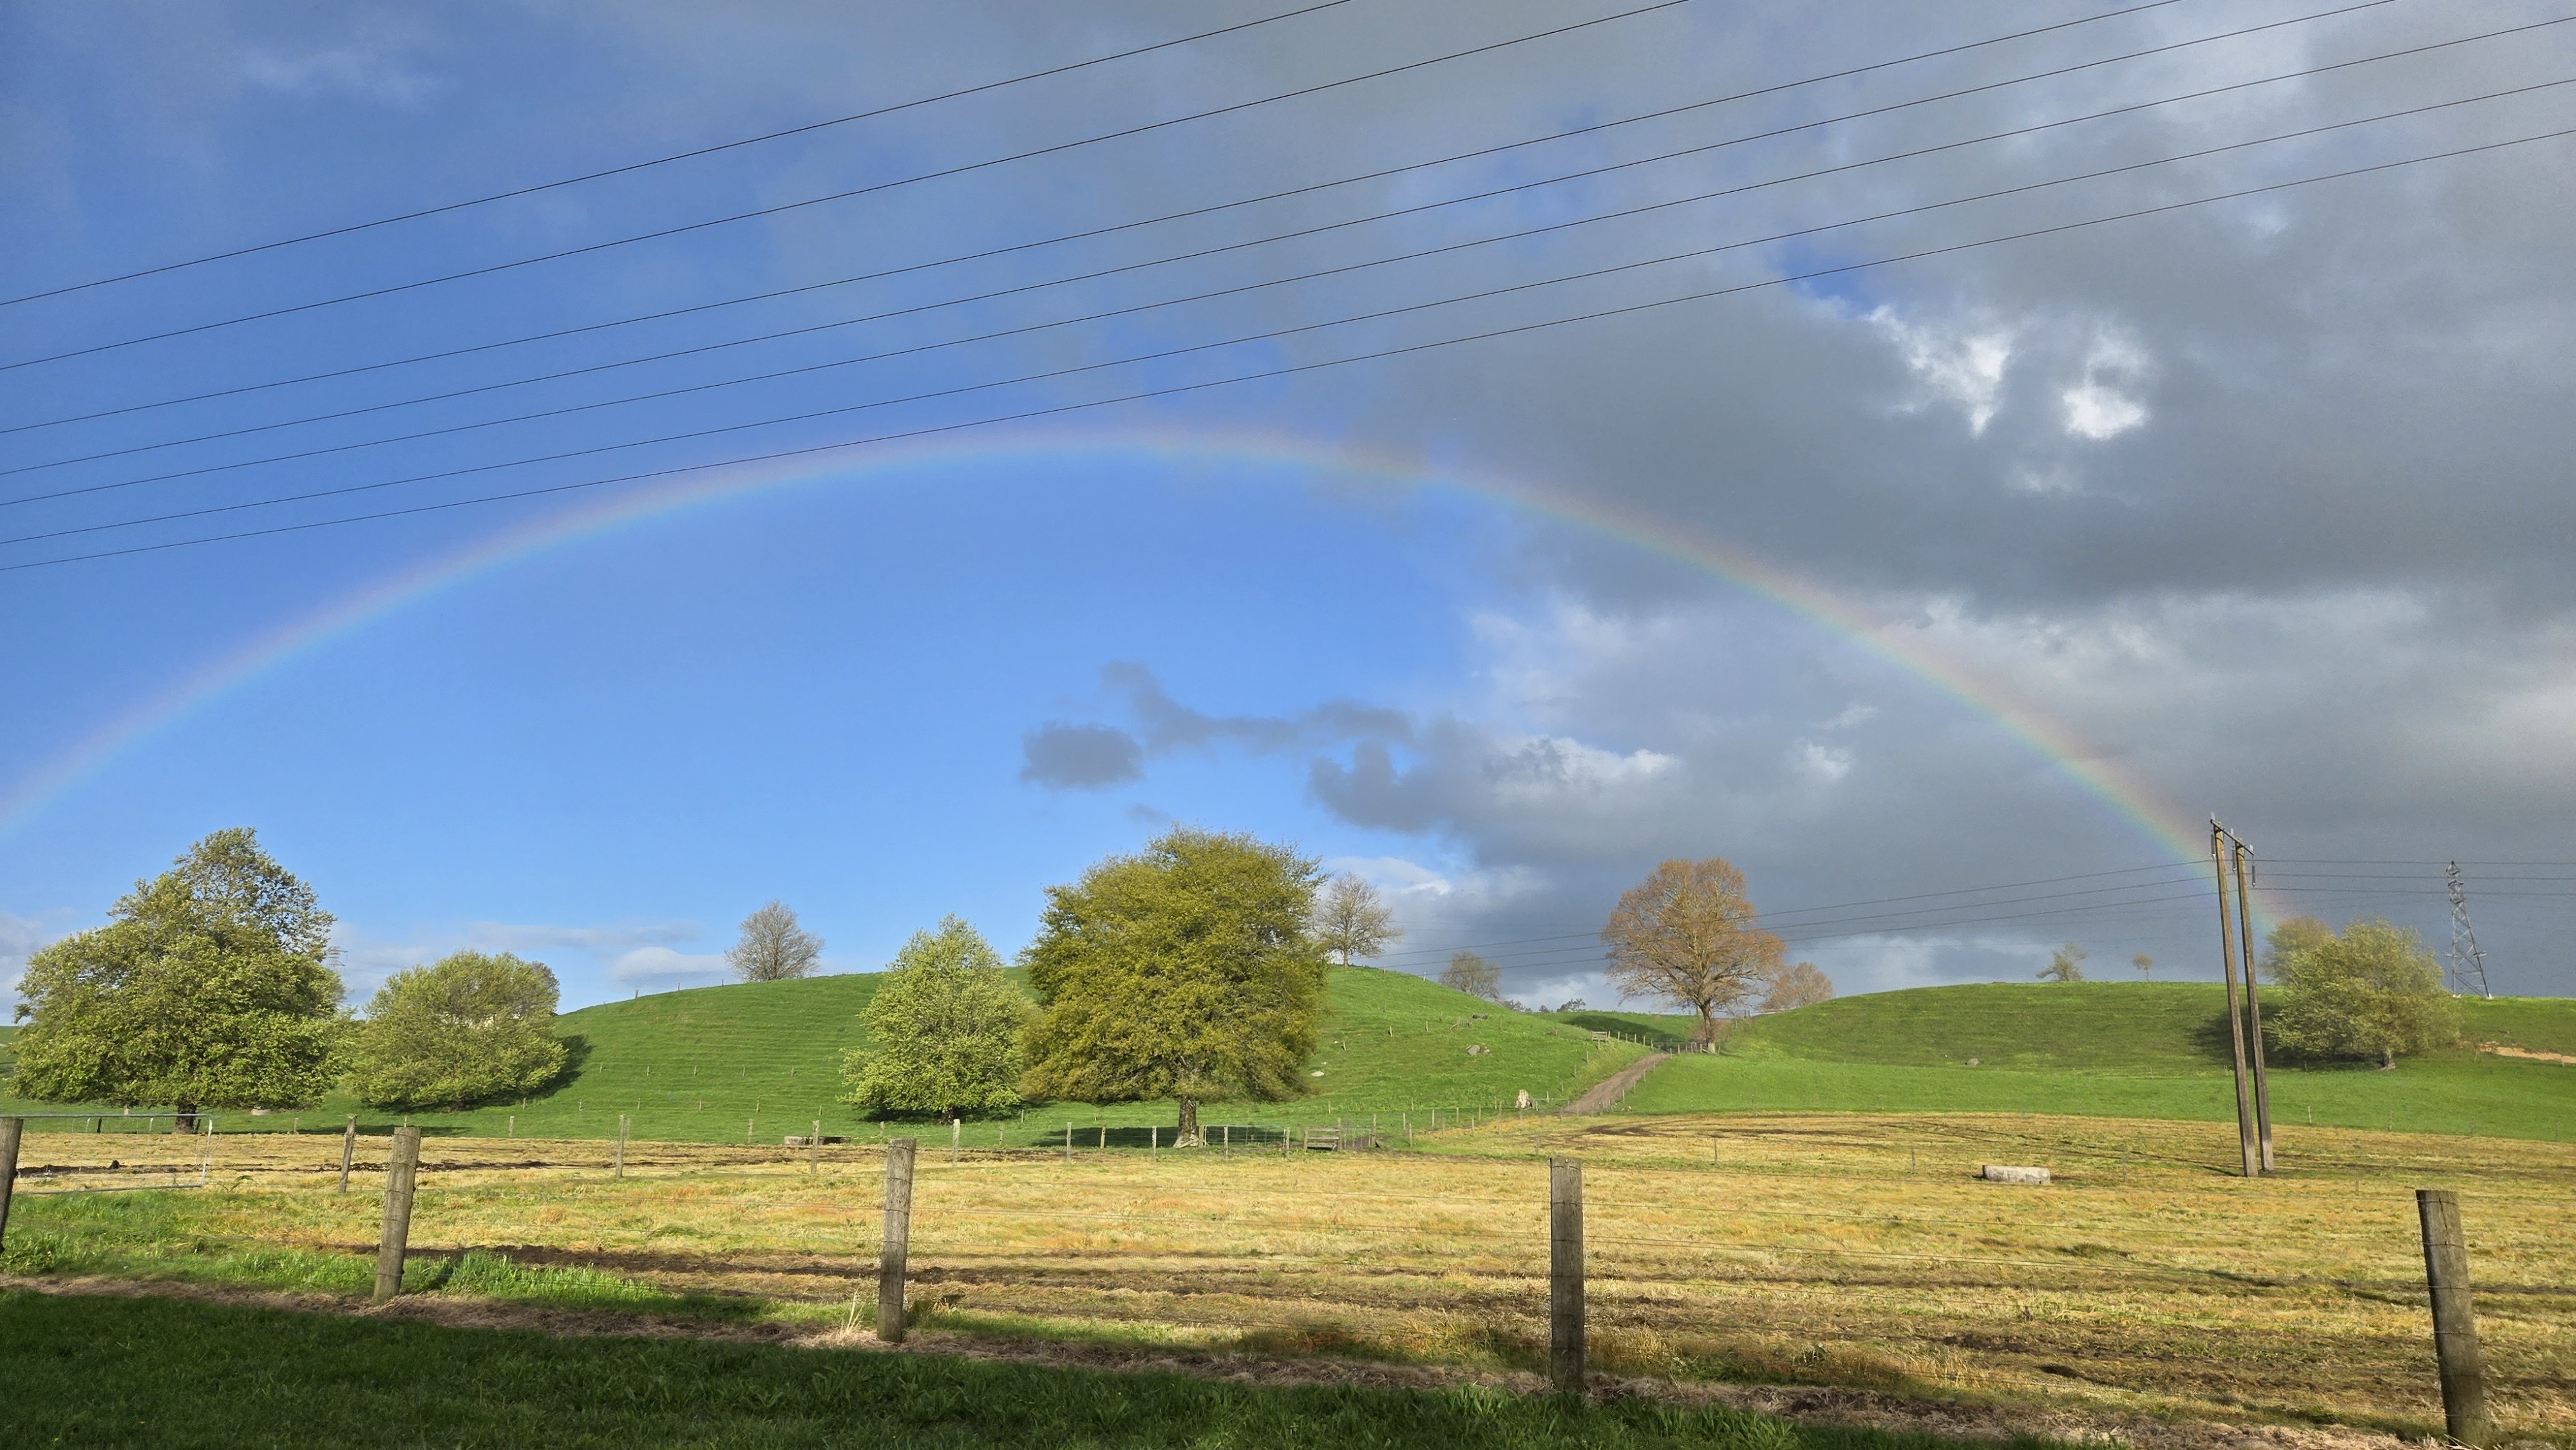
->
[1620,982,2576,1140]
[1,967,1644,1144]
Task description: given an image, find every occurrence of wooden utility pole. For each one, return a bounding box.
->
[336,1116,356,1194]
[372,1125,423,1303]
[878,1138,918,1344]
[2231,834,2275,1171]
[2211,818,2260,1177]
[1549,1157,1585,1395]
[0,1117,22,1254]
[2416,1190,2495,1447]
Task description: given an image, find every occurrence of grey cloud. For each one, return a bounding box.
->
[1019,722,1144,789]
[1020,664,1411,791]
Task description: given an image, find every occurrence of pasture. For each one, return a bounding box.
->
[6,1109,2569,1444]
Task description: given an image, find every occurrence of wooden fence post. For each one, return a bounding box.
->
[1549,1156,1585,1395]
[811,1120,822,1177]
[372,1125,423,1303]
[1063,1123,1072,1164]
[2416,1189,2495,1446]
[951,1117,960,1165]
[615,1114,629,1178]
[0,1116,23,1254]
[337,1116,356,1194]
[878,1138,918,1343]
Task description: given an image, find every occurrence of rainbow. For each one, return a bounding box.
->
[0,428,2229,908]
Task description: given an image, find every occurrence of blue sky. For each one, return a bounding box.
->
[6,1,2571,1012]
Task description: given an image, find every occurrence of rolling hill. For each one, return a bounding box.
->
[1616,982,2576,1140]
[0,967,1647,1143]
[8,977,2568,1142]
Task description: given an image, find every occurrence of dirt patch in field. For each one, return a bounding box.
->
[0,1274,2454,1450]
[2478,1043,2576,1066]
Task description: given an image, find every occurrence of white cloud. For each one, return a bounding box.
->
[242,44,441,107]
[609,946,731,986]
[1,910,62,1011]
[2061,332,2154,442]
[1792,740,1853,784]
[1820,704,1879,730]
[1871,307,2015,435]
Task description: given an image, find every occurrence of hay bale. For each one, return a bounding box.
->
[1980,1164,2050,1185]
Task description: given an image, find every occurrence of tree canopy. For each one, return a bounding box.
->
[842,917,1030,1120]
[1313,874,1399,966]
[726,900,822,982]
[2263,917,2458,1067]
[1600,857,1781,1044]
[10,829,342,1118]
[345,950,567,1111]
[1019,827,1327,1145]
[2038,943,2088,983]
[1758,961,1834,1013]
[1438,950,1501,1002]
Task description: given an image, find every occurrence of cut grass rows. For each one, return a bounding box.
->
[6,1111,2569,1440]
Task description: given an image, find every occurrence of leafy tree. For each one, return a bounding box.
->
[2264,918,2458,1067]
[1759,961,1834,1013]
[1600,857,1782,1046]
[2133,953,2153,980]
[10,829,341,1125]
[1020,827,1327,1146]
[1313,873,1400,966]
[2260,917,2334,982]
[726,900,822,981]
[1438,949,1502,1002]
[2038,943,2088,983]
[842,917,1031,1120]
[346,951,567,1111]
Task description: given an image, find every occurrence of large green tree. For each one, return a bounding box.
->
[2263,917,2458,1068]
[841,917,1030,1120]
[345,950,568,1111]
[1021,827,1327,1145]
[10,829,342,1125]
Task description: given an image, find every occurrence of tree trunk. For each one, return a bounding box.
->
[1175,1098,1201,1147]
[175,1103,198,1133]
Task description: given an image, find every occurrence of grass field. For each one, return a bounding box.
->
[0,1290,1949,1450]
[0,968,1647,1144]
[1569,985,2576,1140]
[4,1109,2568,1442]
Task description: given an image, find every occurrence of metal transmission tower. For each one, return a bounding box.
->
[2445,863,2493,999]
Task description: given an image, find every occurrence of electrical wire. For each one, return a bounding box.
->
[0,0,2396,436]
[0,1,1359,308]
[21,9,2553,486]
[0,1,1695,372]
[20,79,2568,548]
[9,117,2570,573]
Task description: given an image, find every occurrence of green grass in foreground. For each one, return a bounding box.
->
[1,968,1645,1145]
[0,1289,1993,1450]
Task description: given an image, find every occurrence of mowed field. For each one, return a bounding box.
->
[5,1108,2570,1442]
[0,968,1651,1144]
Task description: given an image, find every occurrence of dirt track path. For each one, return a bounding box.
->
[1558,1052,1670,1115]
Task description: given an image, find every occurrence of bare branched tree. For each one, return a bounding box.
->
[1600,857,1781,1046]
[1438,949,1502,1002]
[1314,873,1400,966]
[2038,942,2088,983]
[1759,961,1834,1013]
[726,900,823,982]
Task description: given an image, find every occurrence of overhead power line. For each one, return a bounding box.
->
[7,117,2569,573]
[0,0,1694,372]
[0,0,2382,435]
[15,79,2566,548]
[19,6,2548,486]
[0,2,1368,307]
